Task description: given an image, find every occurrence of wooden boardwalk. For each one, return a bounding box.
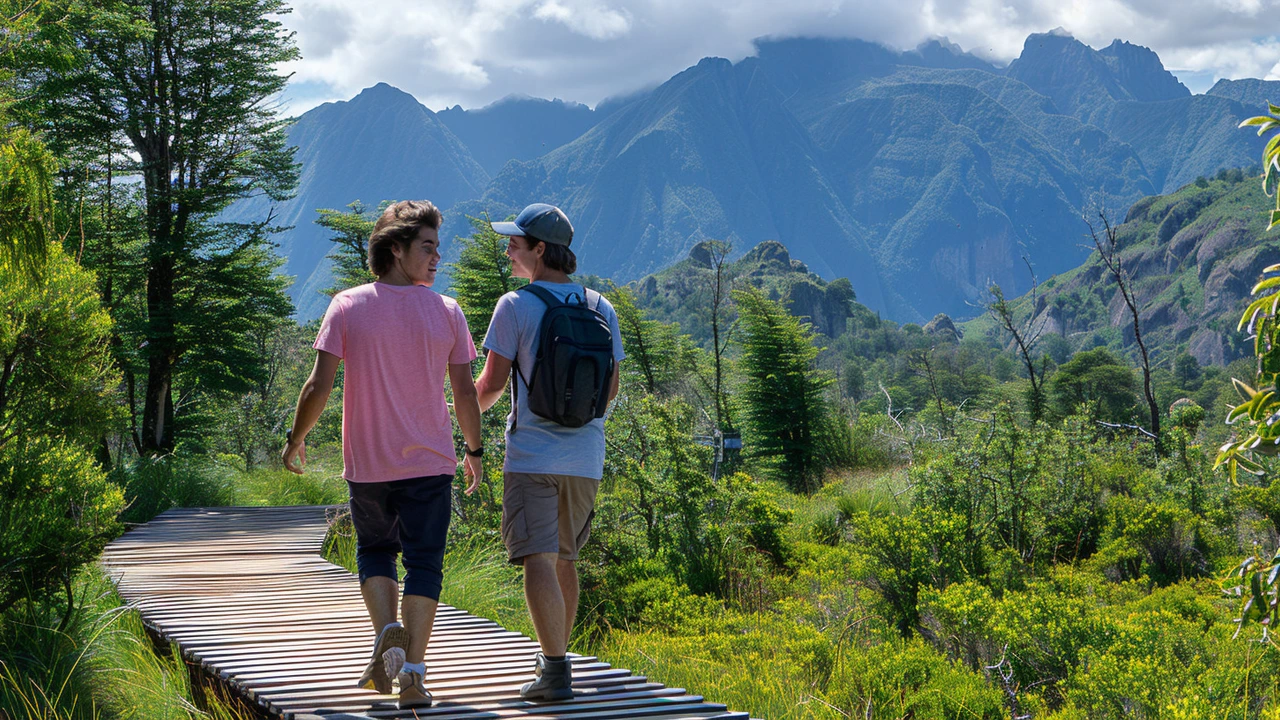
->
[102,506,749,720]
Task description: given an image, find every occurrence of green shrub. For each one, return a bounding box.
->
[726,473,793,566]
[0,245,120,448]
[850,507,971,636]
[826,638,1005,719]
[0,437,123,615]
[115,455,235,525]
[1092,497,1208,585]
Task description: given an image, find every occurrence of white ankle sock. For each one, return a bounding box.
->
[400,660,426,677]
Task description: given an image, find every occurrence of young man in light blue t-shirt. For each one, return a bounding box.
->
[474,203,624,701]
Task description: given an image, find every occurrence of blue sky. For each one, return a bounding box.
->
[275,0,1280,115]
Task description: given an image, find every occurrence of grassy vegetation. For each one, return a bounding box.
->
[1,571,250,720]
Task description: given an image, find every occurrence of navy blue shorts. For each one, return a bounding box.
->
[347,474,452,601]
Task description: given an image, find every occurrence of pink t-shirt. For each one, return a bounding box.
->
[313,283,477,483]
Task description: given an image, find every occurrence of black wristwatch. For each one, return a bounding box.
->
[464,444,484,458]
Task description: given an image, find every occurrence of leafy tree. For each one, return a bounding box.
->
[34,0,299,452]
[1049,348,1139,423]
[733,286,833,493]
[0,1,60,280]
[317,201,378,295]
[1174,351,1203,389]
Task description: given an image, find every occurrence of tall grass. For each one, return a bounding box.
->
[232,467,346,507]
[0,571,250,720]
[114,456,236,525]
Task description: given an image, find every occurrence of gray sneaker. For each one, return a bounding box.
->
[519,652,573,701]
[356,622,409,695]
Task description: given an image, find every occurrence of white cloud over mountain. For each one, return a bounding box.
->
[277,0,1280,114]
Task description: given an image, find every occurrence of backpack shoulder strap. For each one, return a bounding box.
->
[585,288,602,311]
[517,283,562,307]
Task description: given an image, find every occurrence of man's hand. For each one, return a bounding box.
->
[282,435,306,475]
[462,453,482,495]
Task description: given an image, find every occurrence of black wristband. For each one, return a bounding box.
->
[464,444,484,458]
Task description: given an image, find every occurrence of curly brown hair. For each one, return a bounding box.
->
[368,200,442,277]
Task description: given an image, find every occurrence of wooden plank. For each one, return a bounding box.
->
[100,506,755,720]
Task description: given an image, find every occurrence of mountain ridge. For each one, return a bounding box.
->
[237,34,1274,323]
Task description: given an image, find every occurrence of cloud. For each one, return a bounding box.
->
[534,0,632,39]
[276,0,1280,115]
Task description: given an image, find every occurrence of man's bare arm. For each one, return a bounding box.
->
[449,362,484,494]
[475,350,513,412]
[282,350,340,474]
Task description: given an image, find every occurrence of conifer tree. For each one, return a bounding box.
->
[608,286,697,397]
[450,215,521,345]
[733,286,833,493]
[317,201,378,295]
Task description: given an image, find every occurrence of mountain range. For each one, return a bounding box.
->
[228,32,1280,323]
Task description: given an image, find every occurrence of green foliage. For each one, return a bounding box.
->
[826,638,1006,719]
[733,287,836,492]
[0,245,120,447]
[1238,103,1280,229]
[206,319,313,470]
[849,507,972,636]
[596,394,725,594]
[1049,347,1140,422]
[1091,497,1208,585]
[1,570,249,720]
[923,573,1280,717]
[0,123,55,281]
[914,406,1107,570]
[317,201,378,295]
[608,286,698,396]
[114,456,235,525]
[0,437,123,615]
[35,0,301,452]
[449,215,522,345]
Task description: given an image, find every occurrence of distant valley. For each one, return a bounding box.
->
[225,32,1280,324]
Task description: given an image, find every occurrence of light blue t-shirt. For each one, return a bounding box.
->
[482,282,626,480]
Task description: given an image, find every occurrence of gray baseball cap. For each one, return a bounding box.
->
[491,203,574,246]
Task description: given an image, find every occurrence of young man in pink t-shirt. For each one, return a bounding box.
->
[281,200,483,709]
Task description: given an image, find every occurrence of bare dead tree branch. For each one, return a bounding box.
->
[986,276,1048,423]
[1087,211,1162,453]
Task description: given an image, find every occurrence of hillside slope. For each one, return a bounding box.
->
[964,170,1277,366]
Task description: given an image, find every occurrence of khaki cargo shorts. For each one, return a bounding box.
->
[501,472,599,564]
